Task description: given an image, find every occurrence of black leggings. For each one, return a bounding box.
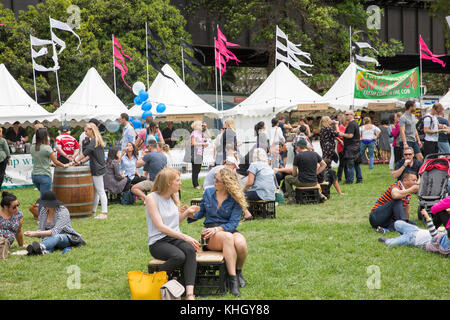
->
[149,236,197,286]
[0,159,7,189]
[191,163,202,187]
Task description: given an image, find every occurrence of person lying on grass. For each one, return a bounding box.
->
[379,209,449,256]
[145,167,201,301]
[187,167,248,297]
[24,191,85,255]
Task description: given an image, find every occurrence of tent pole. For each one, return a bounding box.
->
[181,38,185,83]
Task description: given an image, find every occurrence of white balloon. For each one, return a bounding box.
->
[132,82,146,96]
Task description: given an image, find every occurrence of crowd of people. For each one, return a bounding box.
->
[1,101,449,299]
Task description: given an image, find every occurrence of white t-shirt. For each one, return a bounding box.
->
[423,113,439,142]
[359,125,380,141]
[268,126,285,147]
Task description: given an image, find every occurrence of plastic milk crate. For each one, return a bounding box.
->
[295,186,323,204]
[148,250,228,296]
[247,200,276,219]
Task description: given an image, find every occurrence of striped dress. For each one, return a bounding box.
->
[371,181,411,212]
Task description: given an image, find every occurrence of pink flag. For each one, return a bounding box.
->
[215,27,241,76]
[419,35,446,68]
[114,58,131,89]
[113,35,132,89]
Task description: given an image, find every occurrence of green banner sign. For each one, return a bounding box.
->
[354,67,420,99]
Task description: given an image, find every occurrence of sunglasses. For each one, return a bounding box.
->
[404,153,413,156]
[11,203,20,210]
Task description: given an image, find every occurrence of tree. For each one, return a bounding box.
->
[0,0,192,109]
[187,0,403,94]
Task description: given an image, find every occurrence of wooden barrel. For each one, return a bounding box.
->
[52,166,94,218]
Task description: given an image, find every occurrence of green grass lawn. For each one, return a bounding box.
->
[0,164,448,300]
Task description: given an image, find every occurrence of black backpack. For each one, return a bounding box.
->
[416,115,432,142]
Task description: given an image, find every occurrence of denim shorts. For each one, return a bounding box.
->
[407,141,421,155]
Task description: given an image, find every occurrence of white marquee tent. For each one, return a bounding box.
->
[0,63,58,127]
[221,62,322,141]
[320,62,405,111]
[440,90,450,109]
[128,64,219,121]
[54,67,128,124]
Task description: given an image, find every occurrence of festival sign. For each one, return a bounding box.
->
[354,67,420,99]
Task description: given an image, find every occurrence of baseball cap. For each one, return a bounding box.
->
[296,139,308,148]
[60,125,69,132]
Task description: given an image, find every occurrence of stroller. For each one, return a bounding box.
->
[417,153,450,222]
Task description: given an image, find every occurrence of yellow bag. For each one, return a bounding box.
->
[128,270,168,300]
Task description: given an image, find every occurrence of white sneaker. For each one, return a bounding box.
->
[94,213,108,219]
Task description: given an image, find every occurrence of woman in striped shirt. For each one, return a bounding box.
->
[369,171,419,233]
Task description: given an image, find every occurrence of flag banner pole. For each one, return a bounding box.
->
[112,34,117,95]
[349,25,352,63]
[181,38,185,83]
[219,51,223,112]
[30,35,38,103]
[214,37,218,111]
[50,17,61,108]
[145,22,150,90]
[419,34,423,108]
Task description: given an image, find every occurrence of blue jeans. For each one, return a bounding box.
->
[438,141,450,154]
[41,234,71,253]
[385,221,419,247]
[345,161,362,184]
[360,141,375,169]
[369,199,411,231]
[32,174,52,197]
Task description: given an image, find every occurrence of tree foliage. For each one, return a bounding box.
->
[0,0,192,110]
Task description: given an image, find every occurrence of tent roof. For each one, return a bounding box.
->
[54,67,128,122]
[222,62,322,118]
[0,63,57,127]
[320,62,404,111]
[128,64,219,119]
[440,90,450,109]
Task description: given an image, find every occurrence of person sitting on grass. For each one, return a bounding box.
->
[379,209,449,256]
[317,158,343,196]
[145,168,201,300]
[103,147,128,197]
[24,191,85,255]
[0,192,25,260]
[369,171,419,234]
[188,167,248,297]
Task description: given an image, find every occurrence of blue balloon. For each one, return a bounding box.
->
[141,110,153,120]
[141,101,152,112]
[131,118,142,129]
[134,96,143,105]
[156,103,166,113]
[138,90,149,102]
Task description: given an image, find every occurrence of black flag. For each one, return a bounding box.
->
[147,40,169,65]
[184,63,202,88]
[147,53,176,84]
[181,39,206,64]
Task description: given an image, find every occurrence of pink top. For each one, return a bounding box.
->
[137,129,163,150]
[431,195,450,229]
[391,122,400,147]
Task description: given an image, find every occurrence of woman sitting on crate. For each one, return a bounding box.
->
[145,168,201,300]
[187,167,248,297]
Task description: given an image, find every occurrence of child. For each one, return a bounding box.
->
[379,209,449,256]
[317,159,343,195]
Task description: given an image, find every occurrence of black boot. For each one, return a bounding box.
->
[236,269,246,288]
[228,275,241,297]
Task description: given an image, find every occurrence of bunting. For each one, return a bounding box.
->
[112,35,132,89]
[419,35,446,68]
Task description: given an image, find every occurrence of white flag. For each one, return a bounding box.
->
[354,41,379,54]
[50,17,81,50]
[276,51,290,64]
[32,47,48,58]
[33,60,60,72]
[355,54,379,66]
[446,16,450,28]
[51,31,66,55]
[276,40,288,52]
[30,35,52,46]
[276,26,288,40]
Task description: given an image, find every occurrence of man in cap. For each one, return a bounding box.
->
[55,125,80,164]
[283,139,327,205]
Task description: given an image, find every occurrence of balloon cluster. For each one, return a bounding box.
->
[132,81,166,121]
